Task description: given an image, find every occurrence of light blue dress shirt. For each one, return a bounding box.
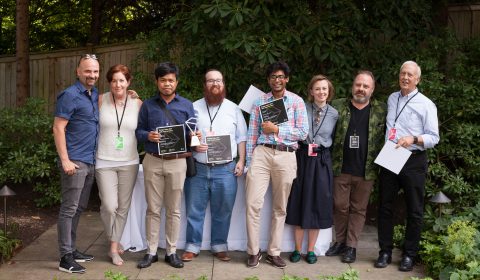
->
[385,89,440,150]
[193,98,248,163]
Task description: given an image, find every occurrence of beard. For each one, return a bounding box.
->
[352,92,370,104]
[204,86,226,106]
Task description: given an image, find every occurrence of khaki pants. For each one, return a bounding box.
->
[143,153,186,255]
[245,145,297,256]
[333,173,374,248]
[96,164,139,242]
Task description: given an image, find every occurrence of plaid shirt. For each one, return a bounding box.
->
[246,90,308,166]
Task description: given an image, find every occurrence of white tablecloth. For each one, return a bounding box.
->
[120,165,332,255]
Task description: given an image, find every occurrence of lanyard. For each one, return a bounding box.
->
[394,92,418,127]
[349,103,370,135]
[113,94,127,137]
[206,101,223,131]
[311,103,329,142]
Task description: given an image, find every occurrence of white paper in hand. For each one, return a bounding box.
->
[239,85,264,114]
[374,141,412,174]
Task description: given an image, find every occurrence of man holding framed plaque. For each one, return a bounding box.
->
[135,62,198,269]
[181,69,247,262]
[245,61,308,268]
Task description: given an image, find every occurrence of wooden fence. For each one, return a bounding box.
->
[448,3,480,40]
[0,42,154,112]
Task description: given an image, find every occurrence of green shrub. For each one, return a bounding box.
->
[393,224,405,249]
[317,268,359,280]
[0,98,60,207]
[105,270,130,280]
[0,230,21,263]
[420,213,480,280]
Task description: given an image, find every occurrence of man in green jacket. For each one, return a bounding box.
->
[325,70,386,263]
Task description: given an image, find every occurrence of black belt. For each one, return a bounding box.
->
[196,161,232,167]
[410,150,425,155]
[149,152,192,160]
[262,143,295,152]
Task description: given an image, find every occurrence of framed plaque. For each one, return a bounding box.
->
[206,135,232,163]
[259,98,288,124]
[156,124,187,155]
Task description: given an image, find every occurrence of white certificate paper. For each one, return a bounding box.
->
[374,141,412,174]
[239,85,264,114]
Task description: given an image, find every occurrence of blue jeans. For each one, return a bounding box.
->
[57,160,95,257]
[184,161,237,254]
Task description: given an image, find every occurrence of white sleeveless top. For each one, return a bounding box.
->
[96,92,140,167]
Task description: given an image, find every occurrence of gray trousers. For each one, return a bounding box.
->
[57,160,95,258]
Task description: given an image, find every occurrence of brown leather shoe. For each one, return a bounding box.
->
[181,251,197,262]
[247,251,262,268]
[266,255,287,269]
[214,251,231,262]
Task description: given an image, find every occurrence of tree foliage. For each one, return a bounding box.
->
[141,0,438,102]
[0,0,179,54]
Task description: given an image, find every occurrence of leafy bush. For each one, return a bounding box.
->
[393,224,405,249]
[317,268,359,280]
[420,205,480,280]
[0,230,21,263]
[0,98,60,207]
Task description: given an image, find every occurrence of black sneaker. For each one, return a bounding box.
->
[59,253,85,274]
[73,250,94,262]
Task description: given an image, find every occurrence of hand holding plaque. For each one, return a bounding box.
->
[185,117,200,146]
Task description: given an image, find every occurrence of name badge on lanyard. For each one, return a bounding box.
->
[349,135,359,149]
[388,127,397,141]
[115,136,124,150]
[308,143,318,156]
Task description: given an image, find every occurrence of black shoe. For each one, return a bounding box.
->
[165,253,184,268]
[374,252,392,268]
[72,249,94,262]
[325,242,346,256]
[399,255,414,272]
[341,247,356,263]
[137,253,158,268]
[59,253,86,274]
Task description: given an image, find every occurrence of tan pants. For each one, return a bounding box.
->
[333,173,374,248]
[245,145,297,256]
[143,153,186,255]
[96,164,139,242]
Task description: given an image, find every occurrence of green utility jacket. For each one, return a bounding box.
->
[331,98,387,181]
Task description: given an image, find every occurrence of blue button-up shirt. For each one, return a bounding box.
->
[385,89,440,150]
[55,80,99,164]
[136,93,195,154]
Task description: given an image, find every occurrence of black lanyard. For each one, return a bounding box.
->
[394,92,418,127]
[112,94,127,137]
[311,103,329,141]
[206,101,223,131]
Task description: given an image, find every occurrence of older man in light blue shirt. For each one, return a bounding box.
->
[182,69,247,262]
[375,61,439,272]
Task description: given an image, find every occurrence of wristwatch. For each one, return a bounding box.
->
[413,136,418,145]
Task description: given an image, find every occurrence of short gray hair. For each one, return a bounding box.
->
[400,61,421,78]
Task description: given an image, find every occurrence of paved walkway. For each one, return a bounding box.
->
[0,211,426,280]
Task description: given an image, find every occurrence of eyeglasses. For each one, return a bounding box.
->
[206,79,223,85]
[80,54,98,60]
[269,74,286,81]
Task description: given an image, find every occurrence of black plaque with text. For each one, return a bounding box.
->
[206,135,232,163]
[259,98,288,124]
[157,124,186,155]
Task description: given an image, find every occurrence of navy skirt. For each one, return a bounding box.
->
[285,145,333,229]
